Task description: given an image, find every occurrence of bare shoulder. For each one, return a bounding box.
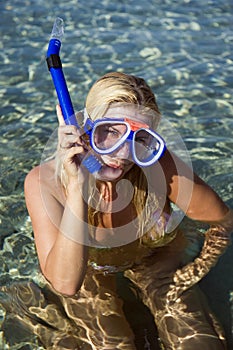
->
[157,149,229,221]
[26,159,55,178]
[24,160,64,203]
[158,148,193,178]
[24,165,40,201]
[25,160,54,190]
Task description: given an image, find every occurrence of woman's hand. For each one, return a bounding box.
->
[56,105,88,186]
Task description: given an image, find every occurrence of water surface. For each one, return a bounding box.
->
[0,0,232,348]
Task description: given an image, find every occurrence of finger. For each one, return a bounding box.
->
[59,129,79,142]
[58,128,82,150]
[67,145,85,156]
[59,139,83,150]
[56,105,65,126]
[63,145,87,165]
[58,126,79,148]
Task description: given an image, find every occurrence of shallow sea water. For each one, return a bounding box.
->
[0,0,233,349]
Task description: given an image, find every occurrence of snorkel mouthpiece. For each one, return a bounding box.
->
[46,18,102,173]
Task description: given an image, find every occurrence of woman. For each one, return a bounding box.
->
[25,72,232,349]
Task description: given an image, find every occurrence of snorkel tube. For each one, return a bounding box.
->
[46,17,78,126]
[46,17,102,173]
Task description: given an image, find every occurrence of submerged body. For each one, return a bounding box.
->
[23,72,232,349]
[24,152,230,350]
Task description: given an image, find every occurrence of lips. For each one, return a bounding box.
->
[107,164,119,169]
[101,155,124,169]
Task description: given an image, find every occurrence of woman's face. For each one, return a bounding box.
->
[92,105,154,182]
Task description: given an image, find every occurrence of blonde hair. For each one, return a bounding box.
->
[85,72,161,127]
[57,72,168,245]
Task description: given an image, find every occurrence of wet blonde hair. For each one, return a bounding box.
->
[85,72,161,127]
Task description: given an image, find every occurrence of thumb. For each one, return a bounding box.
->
[56,105,65,126]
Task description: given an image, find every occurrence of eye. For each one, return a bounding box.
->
[101,125,120,138]
[135,137,147,146]
[135,131,159,151]
[135,131,150,145]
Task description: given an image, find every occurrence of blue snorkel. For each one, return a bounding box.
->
[46,17,102,173]
[46,17,78,126]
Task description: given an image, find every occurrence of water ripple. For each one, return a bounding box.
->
[0,0,233,348]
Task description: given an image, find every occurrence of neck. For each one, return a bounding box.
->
[97,180,118,202]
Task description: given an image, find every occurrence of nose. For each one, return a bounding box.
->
[114,142,131,159]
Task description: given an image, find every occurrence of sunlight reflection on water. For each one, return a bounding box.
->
[0,0,232,348]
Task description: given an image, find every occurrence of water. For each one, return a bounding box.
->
[0,0,233,348]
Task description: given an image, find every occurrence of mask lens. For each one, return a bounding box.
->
[93,122,128,151]
[134,129,161,163]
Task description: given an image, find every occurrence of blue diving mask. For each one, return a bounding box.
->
[83,116,166,167]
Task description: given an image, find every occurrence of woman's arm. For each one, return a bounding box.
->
[159,149,233,300]
[166,208,232,302]
[24,164,88,296]
[24,106,90,296]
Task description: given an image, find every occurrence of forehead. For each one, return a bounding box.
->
[103,105,153,128]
